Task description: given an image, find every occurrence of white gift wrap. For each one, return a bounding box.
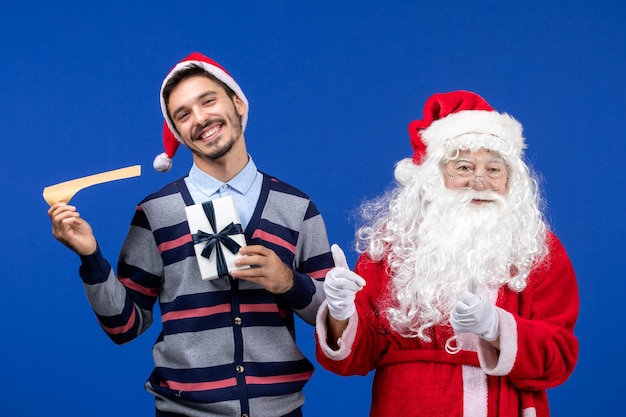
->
[185,196,249,280]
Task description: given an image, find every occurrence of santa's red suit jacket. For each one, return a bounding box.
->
[316,232,579,417]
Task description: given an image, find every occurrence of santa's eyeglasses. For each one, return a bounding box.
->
[445,163,509,191]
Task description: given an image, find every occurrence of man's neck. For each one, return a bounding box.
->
[193,134,249,182]
[195,153,249,183]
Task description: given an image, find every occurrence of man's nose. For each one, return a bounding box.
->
[191,107,206,125]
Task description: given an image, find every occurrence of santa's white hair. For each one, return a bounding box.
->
[355,137,549,341]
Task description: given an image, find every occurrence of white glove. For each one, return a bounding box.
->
[450,290,499,342]
[324,244,366,321]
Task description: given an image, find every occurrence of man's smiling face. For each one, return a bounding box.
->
[168,75,246,163]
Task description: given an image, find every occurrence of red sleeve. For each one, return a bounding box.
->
[315,254,391,376]
[508,232,580,389]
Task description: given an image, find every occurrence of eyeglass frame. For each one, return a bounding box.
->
[442,154,510,191]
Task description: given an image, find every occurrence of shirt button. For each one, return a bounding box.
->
[223,184,229,189]
[236,365,245,373]
[234,317,242,325]
[242,414,249,417]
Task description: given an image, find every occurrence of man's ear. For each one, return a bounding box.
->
[233,95,246,117]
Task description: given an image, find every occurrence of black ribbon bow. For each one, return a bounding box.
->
[191,201,244,279]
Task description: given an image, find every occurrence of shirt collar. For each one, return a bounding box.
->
[188,156,258,196]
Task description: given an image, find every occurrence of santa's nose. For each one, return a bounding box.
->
[470,175,488,190]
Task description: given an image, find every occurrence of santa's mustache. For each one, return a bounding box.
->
[452,190,507,206]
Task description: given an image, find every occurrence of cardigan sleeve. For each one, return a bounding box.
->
[284,199,334,324]
[78,205,162,344]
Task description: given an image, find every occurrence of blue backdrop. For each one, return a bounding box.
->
[1,1,623,415]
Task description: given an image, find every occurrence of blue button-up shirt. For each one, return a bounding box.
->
[184,157,262,230]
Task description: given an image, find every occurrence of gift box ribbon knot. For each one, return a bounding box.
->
[191,201,245,278]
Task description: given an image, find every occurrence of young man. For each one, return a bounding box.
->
[49,52,334,417]
[316,91,579,417]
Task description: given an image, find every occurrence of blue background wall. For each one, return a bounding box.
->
[1,1,623,415]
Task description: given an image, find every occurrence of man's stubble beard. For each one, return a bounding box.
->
[196,134,239,161]
[190,101,244,162]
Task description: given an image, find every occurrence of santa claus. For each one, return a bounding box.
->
[316,91,579,417]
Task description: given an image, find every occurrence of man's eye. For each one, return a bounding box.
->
[176,112,189,121]
[203,98,215,105]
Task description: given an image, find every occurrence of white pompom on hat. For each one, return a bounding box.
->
[153,52,249,172]
[152,121,181,172]
[407,90,525,165]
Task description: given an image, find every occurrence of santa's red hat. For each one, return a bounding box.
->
[153,52,249,172]
[407,91,524,165]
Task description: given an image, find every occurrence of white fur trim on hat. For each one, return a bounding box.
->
[421,110,525,159]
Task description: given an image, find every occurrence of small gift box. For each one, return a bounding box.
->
[185,196,249,280]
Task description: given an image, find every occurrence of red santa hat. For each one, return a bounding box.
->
[407,90,525,165]
[153,52,249,172]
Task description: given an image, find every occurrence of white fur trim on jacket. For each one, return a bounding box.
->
[477,308,518,376]
[315,300,359,361]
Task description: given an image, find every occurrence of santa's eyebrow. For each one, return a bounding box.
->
[453,157,474,164]
[487,157,507,165]
[455,155,506,164]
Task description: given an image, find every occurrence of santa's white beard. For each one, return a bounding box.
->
[385,188,519,340]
